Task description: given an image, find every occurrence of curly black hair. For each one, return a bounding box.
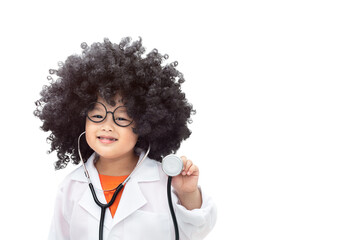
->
[34,37,195,170]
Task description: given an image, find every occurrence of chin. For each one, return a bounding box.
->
[96,152,121,159]
[95,149,134,160]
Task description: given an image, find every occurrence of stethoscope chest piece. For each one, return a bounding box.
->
[162,154,183,177]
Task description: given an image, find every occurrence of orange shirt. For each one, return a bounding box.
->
[98,174,129,218]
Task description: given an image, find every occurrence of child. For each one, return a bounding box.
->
[34,37,216,240]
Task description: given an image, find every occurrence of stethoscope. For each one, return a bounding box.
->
[78,132,183,240]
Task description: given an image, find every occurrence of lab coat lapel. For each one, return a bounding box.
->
[112,154,160,226]
[73,152,161,229]
[77,153,113,230]
[78,186,113,230]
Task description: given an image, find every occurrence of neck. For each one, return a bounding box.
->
[95,152,139,176]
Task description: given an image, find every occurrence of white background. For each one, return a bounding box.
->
[0,0,360,239]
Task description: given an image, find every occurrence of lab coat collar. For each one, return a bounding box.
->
[71,152,160,229]
[71,152,160,184]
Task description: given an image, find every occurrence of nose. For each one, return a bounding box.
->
[101,112,115,132]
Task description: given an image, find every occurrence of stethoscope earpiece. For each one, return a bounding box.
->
[162,154,183,177]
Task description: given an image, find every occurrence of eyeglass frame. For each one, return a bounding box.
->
[86,102,134,127]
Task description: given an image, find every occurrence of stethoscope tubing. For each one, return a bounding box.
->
[167,176,179,240]
[89,182,124,240]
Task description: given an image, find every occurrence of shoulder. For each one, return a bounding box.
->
[57,165,87,192]
[133,156,168,183]
[58,153,97,190]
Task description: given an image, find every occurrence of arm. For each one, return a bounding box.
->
[171,157,217,240]
[171,156,202,210]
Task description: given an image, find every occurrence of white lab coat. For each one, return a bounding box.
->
[49,152,217,240]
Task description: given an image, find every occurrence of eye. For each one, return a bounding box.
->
[92,115,104,119]
[115,117,130,121]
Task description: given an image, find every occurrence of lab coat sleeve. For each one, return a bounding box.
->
[173,187,217,240]
[48,183,70,240]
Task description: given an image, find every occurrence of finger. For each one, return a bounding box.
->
[186,164,199,176]
[180,156,188,171]
[182,159,193,175]
[180,156,187,169]
[180,156,187,175]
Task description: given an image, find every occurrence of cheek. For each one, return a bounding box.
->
[85,119,91,132]
[121,129,138,145]
[85,120,96,148]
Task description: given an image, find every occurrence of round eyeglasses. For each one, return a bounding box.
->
[86,102,133,127]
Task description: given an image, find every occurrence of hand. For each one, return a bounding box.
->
[171,156,200,195]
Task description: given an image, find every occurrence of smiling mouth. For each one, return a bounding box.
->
[97,136,118,142]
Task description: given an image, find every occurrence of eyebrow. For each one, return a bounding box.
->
[92,106,103,111]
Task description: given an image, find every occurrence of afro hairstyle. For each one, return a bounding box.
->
[34,37,195,170]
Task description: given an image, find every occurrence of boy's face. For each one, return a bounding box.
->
[85,94,138,161]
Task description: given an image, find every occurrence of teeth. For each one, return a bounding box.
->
[98,137,117,141]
